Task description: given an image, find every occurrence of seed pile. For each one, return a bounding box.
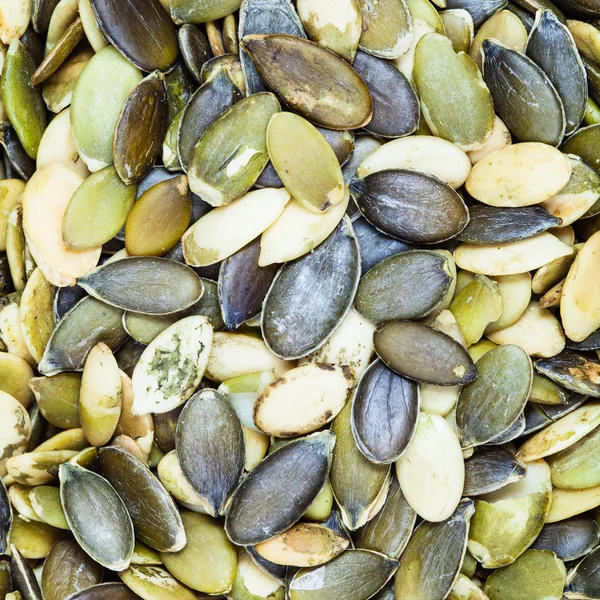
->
[0,0,600,599]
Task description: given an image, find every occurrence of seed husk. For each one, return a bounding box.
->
[413,32,494,151]
[9,542,43,600]
[66,583,141,600]
[288,549,397,600]
[90,0,178,72]
[2,40,47,159]
[230,549,284,599]
[226,431,336,545]
[356,135,471,189]
[445,0,507,26]
[59,463,135,571]
[0,479,10,553]
[187,92,280,205]
[464,446,527,496]
[267,112,345,213]
[0,123,36,181]
[41,537,103,600]
[296,0,361,62]
[171,0,242,24]
[561,123,600,172]
[176,388,244,516]
[483,39,566,146]
[396,412,465,522]
[532,517,600,561]
[77,257,204,315]
[535,352,600,397]
[0,390,31,477]
[131,315,213,415]
[374,320,477,386]
[178,24,211,83]
[350,169,469,244]
[125,175,191,257]
[241,34,373,130]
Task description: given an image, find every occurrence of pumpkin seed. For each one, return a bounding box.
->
[226,431,335,545]
[45,0,78,53]
[0,123,36,181]
[178,25,211,83]
[467,115,513,164]
[5,206,28,291]
[394,500,474,600]
[548,485,600,523]
[71,46,142,172]
[0,479,9,553]
[241,34,373,130]
[171,0,242,24]
[230,549,284,599]
[532,517,599,561]
[0,391,31,477]
[90,0,178,72]
[66,583,140,600]
[446,0,507,26]
[297,0,361,62]
[0,353,34,408]
[535,352,600,397]
[41,537,103,600]
[374,320,477,385]
[569,19,600,65]
[464,446,527,496]
[120,565,198,600]
[350,169,469,244]
[413,32,495,151]
[288,549,397,600]
[357,0,412,58]
[9,513,62,559]
[562,123,600,173]
[0,180,25,252]
[9,543,43,600]
[28,486,69,529]
[42,49,92,114]
[131,315,213,415]
[0,0,32,43]
[440,9,473,54]
[0,295,34,365]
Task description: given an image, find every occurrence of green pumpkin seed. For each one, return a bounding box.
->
[0,562,10,597]
[90,0,178,72]
[120,566,198,600]
[569,19,600,65]
[374,320,477,385]
[229,549,284,600]
[532,516,600,561]
[241,34,373,130]
[28,486,69,529]
[5,206,28,293]
[9,543,43,600]
[178,24,211,83]
[42,49,92,114]
[440,9,474,54]
[483,39,566,146]
[485,549,566,600]
[532,242,579,295]
[0,352,34,408]
[357,0,413,58]
[78,257,204,315]
[0,390,31,477]
[355,251,454,325]
[261,216,360,360]
[59,462,135,571]
[71,46,142,171]
[131,315,213,415]
[530,373,568,405]
[394,500,474,600]
[562,123,600,173]
[0,179,25,252]
[449,574,487,600]
[413,32,494,151]
[2,40,47,159]
[456,345,532,448]
[464,446,527,496]
[162,109,183,171]
[289,549,397,600]
[9,514,62,559]
[297,0,361,62]
[45,0,78,53]
[446,0,507,27]
[41,537,103,600]
[171,0,242,24]
[188,92,280,205]
[267,112,345,213]
[113,71,169,185]
[226,431,335,545]
[65,583,140,600]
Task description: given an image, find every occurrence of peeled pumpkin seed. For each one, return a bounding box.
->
[356,135,472,189]
[45,0,79,53]
[170,0,242,24]
[561,123,600,172]
[267,112,345,213]
[77,257,204,315]
[484,273,532,335]
[569,19,600,65]
[131,315,213,415]
[0,390,31,477]
[413,32,495,151]
[0,0,31,44]
[394,500,474,600]
[535,352,600,397]
[187,92,280,205]
[119,566,198,600]
[71,46,142,172]
[532,516,600,561]
[230,549,284,599]
[241,34,373,130]
[350,169,469,244]
[357,0,413,58]
[262,216,360,360]
[440,9,474,54]
[6,449,77,485]
[59,463,135,571]
[464,446,527,496]
[9,514,62,559]
[296,0,362,62]
[467,115,513,164]
[176,388,244,516]
[66,583,140,600]
[0,295,34,365]
[28,486,69,530]
[0,353,34,408]
[0,179,25,252]
[548,485,600,522]
[2,40,47,159]
[288,549,397,600]
[532,244,580,294]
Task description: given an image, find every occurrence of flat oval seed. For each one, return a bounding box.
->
[131,315,213,415]
[396,412,465,522]
[394,500,475,600]
[125,175,192,257]
[0,0,31,43]
[358,0,413,59]
[483,39,566,146]
[2,40,47,159]
[29,486,69,529]
[113,71,169,185]
[526,10,587,135]
[99,446,186,552]
[532,517,600,561]
[225,431,335,546]
[267,112,345,213]
[456,345,532,449]
[565,546,600,599]
[445,0,507,27]
[90,0,178,72]
[0,353,33,408]
[414,32,494,151]
[171,0,242,24]
[441,9,474,54]
[0,390,31,478]
[374,320,477,385]
[59,463,135,571]
[22,165,101,287]
[62,166,137,250]
[350,169,469,244]
[463,446,527,496]
[355,250,453,324]
[176,388,244,516]
[65,583,140,600]
[178,25,211,83]
[535,352,600,397]
[77,257,204,315]
[187,92,281,206]
[241,34,373,130]
[9,543,43,600]
[352,359,419,464]
[261,216,360,360]
[71,46,142,172]
[119,565,197,600]
[561,123,600,172]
